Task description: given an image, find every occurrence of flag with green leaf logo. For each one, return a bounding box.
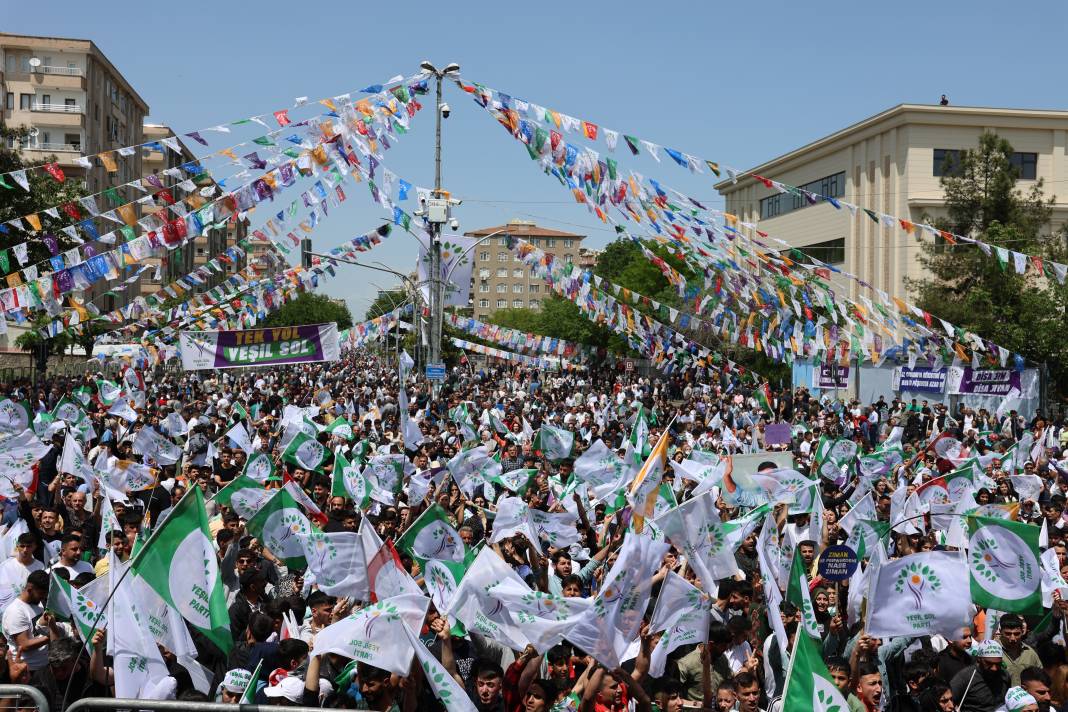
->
[966,514,1043,614]
[95,380,122,406]
[786,547,821,639]
[242,451,277,483]
[128,487,232,654]
[281,431,328,472]
[536,424,574,462]
[397,503,465,566]
[247,489,312,569]
[324,418,355,441]
[46,572,107,653]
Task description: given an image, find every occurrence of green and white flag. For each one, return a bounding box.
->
[72,386,93,407]
[858,444,904,481]
[492,467,536,494]
[786,547,821,639]
[46,572,107,653]
[782,622,851,712]
[129,487,232,654]
[403,623,477,712]
[0,399,31,433]
[281,431,328,472]
[51,397,85,425]
[324,418,355,441]
[246,489,312,570]
[242,660,262,704]
[845,519,891,561]
[486,409,510,435]
[242,451,277,483]
[536,423,574,462]
[966,514,1043,614]
[231,401,249,423]
[95,380,122,406]
[866,551,971,639]
[396,503,465,565]
[215,475,270,520]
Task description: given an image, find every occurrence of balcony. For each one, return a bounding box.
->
[32,65,84,76]
[31,103,82,114]
[29,66,86,91]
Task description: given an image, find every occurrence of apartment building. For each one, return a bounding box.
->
[466,220,584,321]
[1,32,149,317]
[715,104,1068,301]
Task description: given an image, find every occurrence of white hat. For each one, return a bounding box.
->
[221,668,252,694]
[976,639,1004,658]
[263,676,304,703]
[1005,686,1038,711]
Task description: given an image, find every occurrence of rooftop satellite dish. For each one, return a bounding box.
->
[28,57,40,68]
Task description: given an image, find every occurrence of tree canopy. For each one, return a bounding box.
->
[262,292,353,330]
[908,131,1068,399]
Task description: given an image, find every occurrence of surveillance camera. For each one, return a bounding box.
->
[450,218,459,230]
[440,103,451,119]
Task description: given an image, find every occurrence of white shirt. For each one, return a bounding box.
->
[0,557,43,612]
[2,598,47,670]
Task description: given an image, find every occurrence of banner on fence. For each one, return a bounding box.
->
[891,366,947,394]
[946,367,1021,396]
[179,323,340,371]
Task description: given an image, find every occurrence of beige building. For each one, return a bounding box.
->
[1,33,149,347]
[715,104,1068,302]
[466,220,584,321]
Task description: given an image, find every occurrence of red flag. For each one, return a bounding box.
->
[42,162,65,183]
[582,121,598,140]
[273,110,291,127]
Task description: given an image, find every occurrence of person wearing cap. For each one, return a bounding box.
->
[952,639,1011,712]
[217,668,253,703]
[1000,686,1040,712]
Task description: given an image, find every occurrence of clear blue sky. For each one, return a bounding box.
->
[7,0,1067,318]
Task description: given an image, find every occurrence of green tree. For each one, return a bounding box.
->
[364,289,407,321]
[907,131,1068,397]
[262,292,353,330]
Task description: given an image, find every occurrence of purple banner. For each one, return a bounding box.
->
[813,362,849,389]
[763,422,793,446]
[179,323,340,370]
[892,366,947,394]
[947,367,1021,396]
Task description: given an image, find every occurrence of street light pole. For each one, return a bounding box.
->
[418,60,460,380]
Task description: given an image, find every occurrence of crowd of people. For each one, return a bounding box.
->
[0,347,1062,712]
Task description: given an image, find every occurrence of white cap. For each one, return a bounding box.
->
[263,676,305,703]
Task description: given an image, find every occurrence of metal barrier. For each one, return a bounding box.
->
[0,684,50,712]
[68,699,325,712]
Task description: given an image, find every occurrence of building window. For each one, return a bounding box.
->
[19,94,31,110]
[479,251,489,261]
[933,149,963,177]
[498,237,507,246]
[512,268,523,278]
[530,267,539,277]
[529,299,540,308]
[529,284,539,293]
[801,237,846,265]
[496,299,506,308]
[497,252,508,262]
[479,298,489,308]
[545,238,555,248]
[759,171,846,219]
[513,299,523,308]
[563,239,574,247]
[496,284,506,293]
[512,284,523,293]
[479,283,489,293]
[1010,152,1038,180]
[4,93,12,111]
[496,268,507,277]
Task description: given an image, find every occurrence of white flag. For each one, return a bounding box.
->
[866,551,971,639]
[647,572,710,677]
[297,530,369,599]
[311,593,428,674]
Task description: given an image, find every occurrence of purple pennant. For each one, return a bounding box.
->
[82,245,96,259]
[368,156,379,180]
[43,234,59,255]
[146,173,163,190]
[244,152,267,170]
[185,131,208,147]
[55,269,73,294]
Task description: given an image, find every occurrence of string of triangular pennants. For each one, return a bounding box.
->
[2,77,428,328]
[0,71,421,187]
[341,304,415,351]
[462,78,1024,370]
[448,335,562,371]
[443,312,595,361]
[459,77,1067,285]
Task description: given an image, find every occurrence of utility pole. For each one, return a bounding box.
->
[418,61,460,384]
